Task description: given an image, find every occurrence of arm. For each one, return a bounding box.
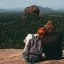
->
[23,34,32,51]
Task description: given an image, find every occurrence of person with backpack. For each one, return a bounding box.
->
[23,27,47,64]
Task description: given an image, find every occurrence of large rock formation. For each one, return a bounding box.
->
[24,5,40,16]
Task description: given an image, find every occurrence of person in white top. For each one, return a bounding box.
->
[23,27,46,52]
[23,33,39,51]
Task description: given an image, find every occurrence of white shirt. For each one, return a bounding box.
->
[23,33,38,51]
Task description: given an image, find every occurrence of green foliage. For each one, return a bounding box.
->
[0,13,64,49]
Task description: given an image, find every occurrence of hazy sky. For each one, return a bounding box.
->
[0,0,64,10]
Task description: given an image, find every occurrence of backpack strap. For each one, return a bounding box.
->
[32,34,35,40]
[27,34,34,61]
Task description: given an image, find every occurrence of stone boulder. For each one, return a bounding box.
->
[24,5,40,16]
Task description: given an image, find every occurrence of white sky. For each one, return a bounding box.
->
[0,0,64,10]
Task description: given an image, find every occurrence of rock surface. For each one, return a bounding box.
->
[0,49,64,64]
[24,5,39,16]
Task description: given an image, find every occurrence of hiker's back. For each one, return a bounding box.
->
[43,32,63,59]
[23,34,43,63]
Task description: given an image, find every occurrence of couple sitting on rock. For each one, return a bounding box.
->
[23,20,63,64]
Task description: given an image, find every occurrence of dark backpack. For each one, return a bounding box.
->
[23,34,43,63]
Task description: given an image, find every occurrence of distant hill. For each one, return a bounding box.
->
[0,9,23,13]
[38,6,64,14]
[38,6,55,14]
[0,7,64,13]
[0,9,8,13]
